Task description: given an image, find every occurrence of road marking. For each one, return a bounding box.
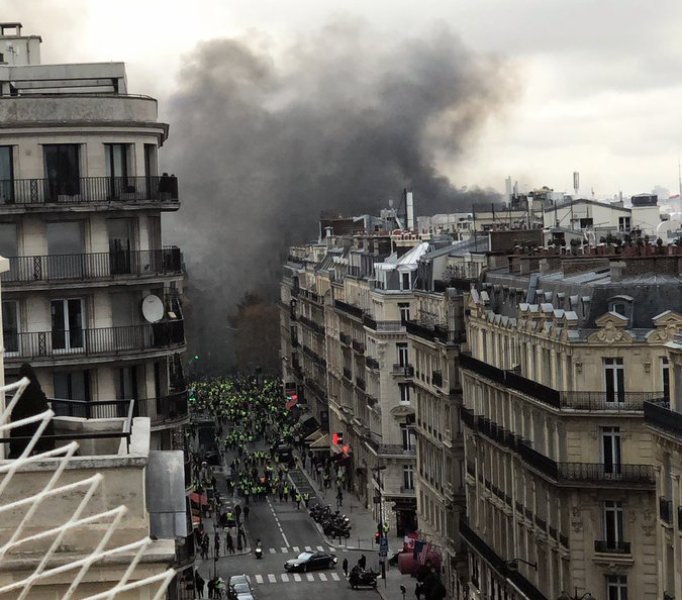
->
[280,546,288,553]
[267,498,290,548]
[293,573,302,582]
[281,574,289,582]
[306,573,315,582]
[319,573,328,581]
[331,573,340,581]
[316,545,324,551]
[292,546,300,552]
[268,574,276,583]
[269,548,276,554]
[304,545,312,551]
[255,575,264,584]
[328,547,335,552]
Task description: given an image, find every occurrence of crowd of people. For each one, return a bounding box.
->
[188,376,315,598]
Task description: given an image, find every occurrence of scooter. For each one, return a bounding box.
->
[254,540,263,559]
[349,568,378,589]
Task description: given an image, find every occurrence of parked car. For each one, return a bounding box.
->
[284,551,337,572]
[228,582,251,600]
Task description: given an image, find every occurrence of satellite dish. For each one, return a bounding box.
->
[141,295,164,323]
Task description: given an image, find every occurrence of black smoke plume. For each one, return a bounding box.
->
[164,21,511,373]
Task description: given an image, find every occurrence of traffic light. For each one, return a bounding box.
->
[333,432,344,446]
[375,531,381,543]
[342,444,351,456]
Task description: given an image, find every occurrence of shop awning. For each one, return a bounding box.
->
[305,429,324,443]
[310,433,330,448]
[190,492,208,506]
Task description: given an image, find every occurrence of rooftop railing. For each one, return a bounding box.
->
[0,175,178,206]
[4,322,185,362]
[1,248,182,285]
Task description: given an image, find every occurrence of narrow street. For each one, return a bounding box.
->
[189,378,403,600]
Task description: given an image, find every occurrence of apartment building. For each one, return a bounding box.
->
[460,253,680,600]
[0,24,192,596]
[0,24,188,450]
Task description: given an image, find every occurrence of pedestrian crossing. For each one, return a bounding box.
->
[250,571,342,585]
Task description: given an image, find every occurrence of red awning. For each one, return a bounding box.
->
[190,492,208,506]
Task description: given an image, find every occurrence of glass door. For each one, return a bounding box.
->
[44,144,80,200]
[0,146,14,203]
[107,218,133,275]
[51,298,84,353]
[602,427,622,476]
[105,144,130,199]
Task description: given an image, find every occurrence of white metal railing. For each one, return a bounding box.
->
[0,377,175,599]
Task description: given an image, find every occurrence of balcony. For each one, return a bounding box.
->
[299,315,325,336]
[136,391,189,427]
[460,353,663,411]
[0,175,179,210]
[340,332,352,346]
[432,371,443,388]
[352,339,365,354]
[355,377,366,391]
[334,299,364,319]
[645,399,682,437]
[376,444,416,458]
[660,497,673,524]
[4,321,185,364]
[1,248,183,286]
[459,516,546,600]
[392,363,414,377]
[557,462,655,485]
[343,368,353,382]
[365,356,380,371]
[594,540,631,554]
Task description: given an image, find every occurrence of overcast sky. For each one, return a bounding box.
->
[9,0,682,198]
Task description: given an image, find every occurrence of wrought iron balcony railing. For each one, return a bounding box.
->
[644,400,682,438]
[334,300,364,319]
[460,353,664,411]
[1,248,182,285]
[392,363,414,377]
[4,322,185,361]
[136,390,189,426]
[594,540,631,554]
[0,175,178,206]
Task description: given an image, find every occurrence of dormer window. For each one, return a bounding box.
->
[608,295,633,322]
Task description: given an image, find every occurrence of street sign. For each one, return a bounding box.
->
[379,537,388,557]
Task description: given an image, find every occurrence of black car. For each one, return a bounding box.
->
[284,551,337,572]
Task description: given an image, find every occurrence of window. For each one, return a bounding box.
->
[606,575,628,600]
[2,300,19,354]
[105,144,130,179]
[401,272,411,291]
[51,298,84,351]
[604,501,624,549]
[46,221,84,279]
[0,223,17,259]
[401,424,415,450]
[44,144,80,198]
[403,465,414,490]
[398,302,410,324]
[618,216,631,233]
[610,303,626,316]
[107,218,133,274]
[53,371,91,417]
[604,358,625,403]
[662,357,670,401]
[602,427,622,475]
[399,383,411,404]
[396,342,409,367]
[579,217,593,228]
[0,145,14,203]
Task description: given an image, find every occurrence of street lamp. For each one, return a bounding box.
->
[504,558,537,571]
[373,464,388,588]
[557,590,595,600]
